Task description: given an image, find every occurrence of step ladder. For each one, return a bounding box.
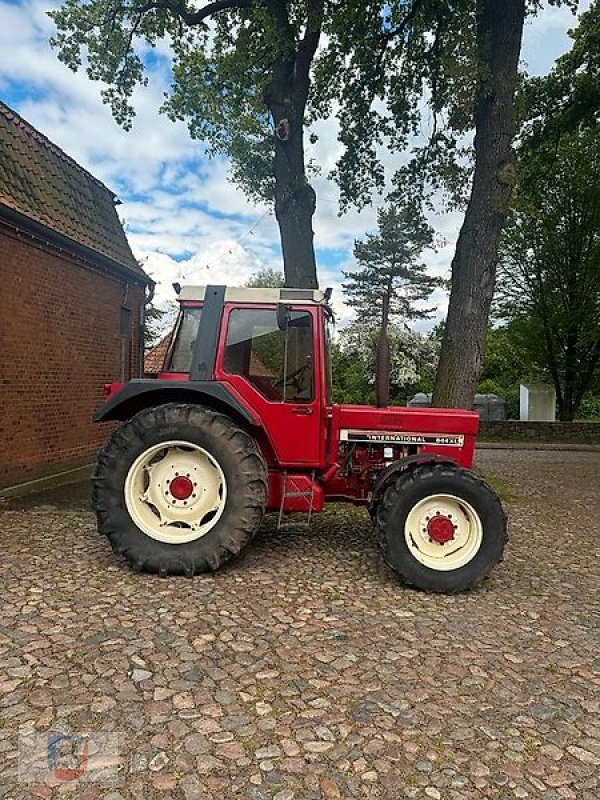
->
[277,471,316,531]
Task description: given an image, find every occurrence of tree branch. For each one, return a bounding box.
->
[135,0,252,26]
[381,0,426,43]
[295,0,325,113]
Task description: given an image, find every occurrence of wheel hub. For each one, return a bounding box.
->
[427,514,456,545]
[169,475,194,501]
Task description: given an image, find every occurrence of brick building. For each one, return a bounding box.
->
[0,101,152,490]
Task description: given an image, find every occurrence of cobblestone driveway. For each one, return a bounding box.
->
[0,449,598,800]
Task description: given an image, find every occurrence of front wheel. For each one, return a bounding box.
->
[92,403,267,575]
[375,463,507,593]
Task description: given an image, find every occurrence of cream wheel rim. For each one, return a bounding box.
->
[404,494,483,571]
[124,440,227,543]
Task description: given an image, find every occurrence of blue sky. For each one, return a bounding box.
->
[0,0,589,326]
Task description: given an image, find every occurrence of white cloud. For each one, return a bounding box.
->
[142,240,264,307]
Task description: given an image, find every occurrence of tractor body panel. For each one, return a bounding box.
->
[331,403,477,467]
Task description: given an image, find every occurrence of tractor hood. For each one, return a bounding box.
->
[332,404,479,458]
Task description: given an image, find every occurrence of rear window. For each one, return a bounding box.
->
[166,306,202,372]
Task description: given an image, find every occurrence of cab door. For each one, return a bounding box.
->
[215,304,323,466]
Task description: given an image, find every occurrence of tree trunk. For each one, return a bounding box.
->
[265,78,318,288]
[433,0,526,408]
[274,176,318,289]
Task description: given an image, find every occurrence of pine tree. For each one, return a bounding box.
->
[342,205,438,326]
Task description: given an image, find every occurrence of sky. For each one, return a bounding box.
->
[0,0,589,331]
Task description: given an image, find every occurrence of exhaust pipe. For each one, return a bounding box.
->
[375,294,390,408]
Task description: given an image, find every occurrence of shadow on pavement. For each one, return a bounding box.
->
[1,480,92,512]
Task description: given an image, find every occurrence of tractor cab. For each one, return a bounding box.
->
[160,285,331,466]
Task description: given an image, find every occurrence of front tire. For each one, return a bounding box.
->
[375,463,507,593]
[92,404,267,575]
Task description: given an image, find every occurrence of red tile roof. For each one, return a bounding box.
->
[145,334,172,374]
[0,101,145,276]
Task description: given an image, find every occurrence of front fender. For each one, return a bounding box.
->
[369,454,458,512]
[93,380,258,427]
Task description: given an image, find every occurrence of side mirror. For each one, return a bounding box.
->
[276,303,291,330]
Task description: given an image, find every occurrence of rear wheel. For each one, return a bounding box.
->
[375,463,507,593]
[92,403,267,575]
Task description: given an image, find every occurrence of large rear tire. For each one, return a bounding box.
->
[375,463,507,593]
[92,403,267,575]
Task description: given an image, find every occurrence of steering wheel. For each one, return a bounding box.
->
[273,360,310,393]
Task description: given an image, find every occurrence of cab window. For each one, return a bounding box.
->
[223,308,313,403]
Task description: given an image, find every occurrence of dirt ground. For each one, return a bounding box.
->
[0,448,598,799]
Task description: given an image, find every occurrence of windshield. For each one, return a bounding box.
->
[165,306,202,372]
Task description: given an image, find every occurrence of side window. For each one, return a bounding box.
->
[166,307,202,372]
[223,308,313,403]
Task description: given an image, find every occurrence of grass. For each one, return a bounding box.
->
[525,737,540,756]
[401,772,419,787]
[484,475,520,504]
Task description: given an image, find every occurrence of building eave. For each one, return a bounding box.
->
[0,203,154,289]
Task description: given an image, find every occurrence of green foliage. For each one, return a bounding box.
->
[315,0,475,211]
[49,0,576,217]
[477,321,540,419]
[578,394,600,421]
[49,1,296,203]
[342,203,439,325]
[497,124,600,421]
[523,1,600,145]
[245,267,285,288]
[331,322,439,405]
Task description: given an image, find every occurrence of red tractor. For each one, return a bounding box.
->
[93,285,506,593]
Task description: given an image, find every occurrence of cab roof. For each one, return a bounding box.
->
[178,285,328,305]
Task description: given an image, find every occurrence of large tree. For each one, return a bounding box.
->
[50,0,328,288]
[320,0,578,408]
[432,0,527,407]
[342,203,438,326]
[497,126,600,421]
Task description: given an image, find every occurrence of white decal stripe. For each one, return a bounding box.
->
[339,430,464,447]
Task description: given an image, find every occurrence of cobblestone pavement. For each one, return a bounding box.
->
[0,449,598,800]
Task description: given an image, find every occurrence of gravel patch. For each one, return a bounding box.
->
[0,448,598,798]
